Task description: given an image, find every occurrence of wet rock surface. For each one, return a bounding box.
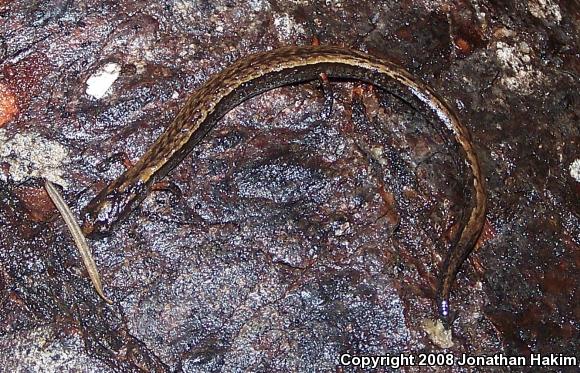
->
[0,1,578,372]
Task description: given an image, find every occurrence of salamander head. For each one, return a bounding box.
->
[81,187,142,238]
[81,197,120,238]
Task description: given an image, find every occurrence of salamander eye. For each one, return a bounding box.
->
[95,200,113,223]
[81,199,116,238]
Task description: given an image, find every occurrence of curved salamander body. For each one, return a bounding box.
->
[80,45,486,322]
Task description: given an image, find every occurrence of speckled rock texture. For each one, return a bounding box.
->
[0,1,578,372]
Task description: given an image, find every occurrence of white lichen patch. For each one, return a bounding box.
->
[570,159,580,182]
[495,41,542,94]
[528,0,562,24]
[273,13,305,39]
[421,319,454,349]
[248,0,269,12]
[0,129,69,187]
[370,146,389,166]
[85,62,121,99]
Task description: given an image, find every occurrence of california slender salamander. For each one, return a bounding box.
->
[80,45,486,322]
